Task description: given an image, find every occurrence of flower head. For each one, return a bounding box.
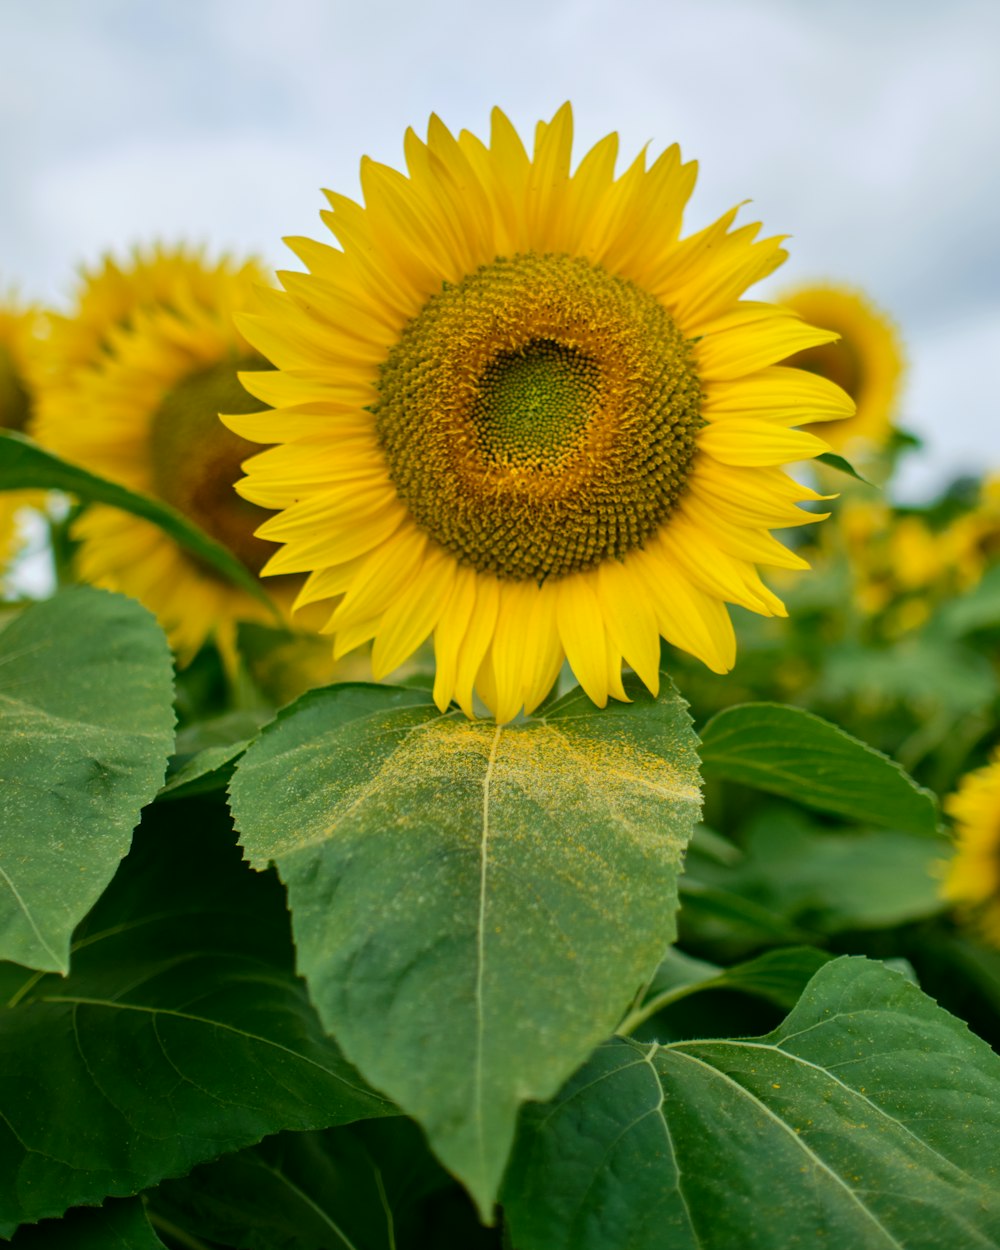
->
[229,105,854,720]
[943,749,1000,948]
[34,249,291,662]
[779,284,903,454]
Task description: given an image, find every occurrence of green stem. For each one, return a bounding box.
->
[618,981,709,1036]
[146,1210,214,1250]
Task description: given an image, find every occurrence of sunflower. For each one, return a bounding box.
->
[778,284,903,453]
[34,251,291,663]
[943,749,1000,948]
[0,293,44,583]
[228,105,854,721]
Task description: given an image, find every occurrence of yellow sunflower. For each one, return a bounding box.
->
[228,105,854,722]
[779,283,904,453]
[34,251,292,663]
[0,293,44,583]
[943,749,1000,948]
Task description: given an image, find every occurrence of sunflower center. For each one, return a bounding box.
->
[373,253,702,581]
[473,339,598,468]
[150,356,274,574]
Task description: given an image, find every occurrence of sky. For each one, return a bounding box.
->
[2,0,998,497]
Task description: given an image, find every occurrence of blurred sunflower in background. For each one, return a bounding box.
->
[228,104,854,722]
[0,292,44,586]
[835,470,1000,638]
[943,749,1000,948]
[33,248,297,666]
[780,284,904,456]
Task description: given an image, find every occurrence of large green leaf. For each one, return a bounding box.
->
[8,1199,165,1248]
[700,702,939,835]
[503,956,1000,1250]
[0,802,391,1236]
[0,430,274,610]
[0,588,175,973]
[229,677,701,1217]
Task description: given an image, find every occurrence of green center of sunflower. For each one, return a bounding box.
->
[373,253,702,581]
[473,340,598,468]
[149,356,275,574]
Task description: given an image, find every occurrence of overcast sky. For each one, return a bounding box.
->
[2,0,998,497]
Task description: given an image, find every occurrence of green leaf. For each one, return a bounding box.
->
[677,877,816,951]
[711,946,832,1006]
[229,677,702,1218]
[9,1198,165,1248]
[735,818,948,933]
[815,451,874,485]
[150,1121,495,1250]
[0,588,175,973]
[0,802,391,1236]
[0,430,275,612]
[503,956,1000,1250]
[159,710,270,801]
[625,946,832,1034]
[700,702,939,835]
[158,738,250,800]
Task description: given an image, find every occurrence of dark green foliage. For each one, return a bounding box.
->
[0,801,390,1236]
[503,958,1000,1250]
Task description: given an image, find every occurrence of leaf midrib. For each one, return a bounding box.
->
[472,724,502,1195]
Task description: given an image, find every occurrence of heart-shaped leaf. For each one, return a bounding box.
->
[229,677,702,1216]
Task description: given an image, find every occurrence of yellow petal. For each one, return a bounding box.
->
[556,576,610,707]
[433,566,478,713]
[698,418,830,467]
[521,586,564,714]
[696,310,839,381]
[371,547,456,678]
[596,560,661,694]
[329,526,428,632]
[454,575,501,717]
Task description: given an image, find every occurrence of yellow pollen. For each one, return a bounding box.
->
[374,253,703,581]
